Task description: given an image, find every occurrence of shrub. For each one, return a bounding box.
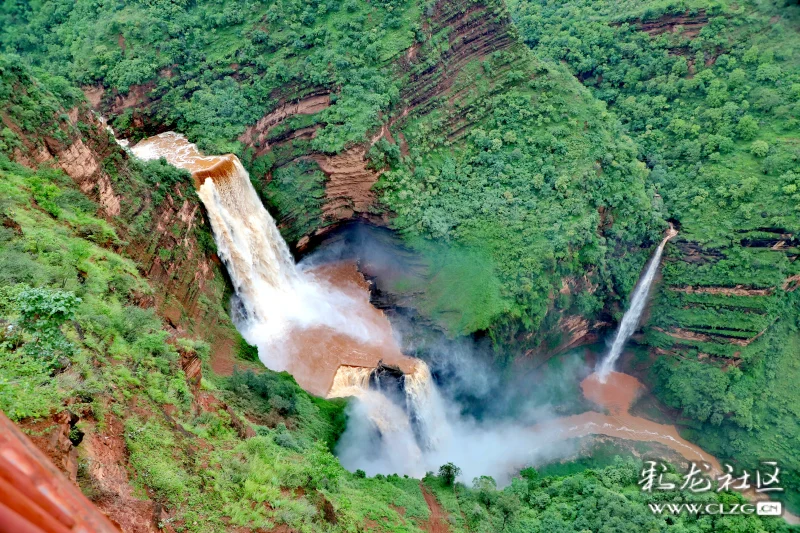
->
[16,287,80,361]
[750,140,769,158]
[237,337,259,362]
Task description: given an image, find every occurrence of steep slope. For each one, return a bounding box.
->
[508,0,800,506]
[0,0,663,354]
[0,57,431,533]
[0,55,236,359]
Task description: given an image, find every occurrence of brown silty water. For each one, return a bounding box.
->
[131,133,418,398]
[284,261,417,397]
[538,370,797,522]
[561,371,722,473]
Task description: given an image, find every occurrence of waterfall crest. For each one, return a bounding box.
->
[131,133,389,367]
[328,366,373,399]
[596,227,677,381]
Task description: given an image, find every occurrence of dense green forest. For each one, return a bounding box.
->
[507,0,800,509]
[0,0,664,347]
[1,57,788,532]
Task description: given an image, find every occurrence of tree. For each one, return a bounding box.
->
[735,115,759,140]
[473,475,498,508]
[495,492,521,530]
[438,462,461,486]
[750,140,769,157]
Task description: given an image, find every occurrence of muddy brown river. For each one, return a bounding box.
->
[536,370,797,523]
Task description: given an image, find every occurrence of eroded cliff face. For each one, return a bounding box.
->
[1,67,251,528]
[227,0,617,352]
[61,0,639,353]
[235,0,522,249]
[3,95,233,351]
[237,90,388,249]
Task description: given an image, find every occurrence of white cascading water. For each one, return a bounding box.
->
[132,133,376,366]
[327,366,373,399]
[131,132,449,471]
[596,227,677,381]
[404,362,451,450]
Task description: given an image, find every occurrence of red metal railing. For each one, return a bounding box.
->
[0,411,120,533]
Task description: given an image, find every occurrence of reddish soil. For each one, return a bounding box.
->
[784,274,800,291]
[419,485,450,533]
[655,323,775,348]
[239,92,330,153]
[0,411,120,533]
[20,411,79,483]
[311,147,381,221]
[389,504,406,517]
[669,285,772,296]
[209,330,239,376]
[81,414,160,533]
[636,11,709,38]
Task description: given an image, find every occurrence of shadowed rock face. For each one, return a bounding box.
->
[370,361,407,407]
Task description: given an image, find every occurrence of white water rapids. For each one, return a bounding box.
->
[596,227,677,381]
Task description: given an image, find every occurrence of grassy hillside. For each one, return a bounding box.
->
[0,0,665,350]
[0,153,421,532]
[508,0,800,507]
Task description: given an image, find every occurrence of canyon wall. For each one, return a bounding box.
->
[1,61,237,359]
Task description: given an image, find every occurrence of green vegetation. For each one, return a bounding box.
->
[0,153,418,532]
[378,44,662,343]
[423,459,790,532]
[0,156,159,419]
[3,0,800,528]
[508,0,800,510]
[0,0,421,154]
[256,159,327,243]
[2,144,770,532]
[0,0,665,348]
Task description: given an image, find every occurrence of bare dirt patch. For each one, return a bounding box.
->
[419,484,451,533]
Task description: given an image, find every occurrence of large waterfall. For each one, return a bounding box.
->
[131,132,448,472]
[132,133,383,366]
[596,228,678,381]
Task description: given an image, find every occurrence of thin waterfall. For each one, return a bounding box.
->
[596,227,677,382]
